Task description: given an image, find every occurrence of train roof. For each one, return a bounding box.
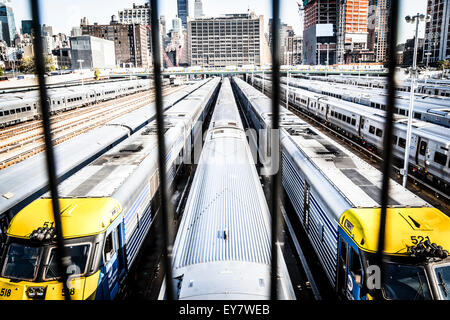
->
[284,127,430,208]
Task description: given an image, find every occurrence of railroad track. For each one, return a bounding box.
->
[0,86,184,170]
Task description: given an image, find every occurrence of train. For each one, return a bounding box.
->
[0,79,213,234]
[269,75,450,128]
[250,76,450,193]
[232,76,450,300]
[0,79,152,128]
[164,78,295,299]
[0,77,220,300]
[304,74,450,98]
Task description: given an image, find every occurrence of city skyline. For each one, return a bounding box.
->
[10,0,427,45]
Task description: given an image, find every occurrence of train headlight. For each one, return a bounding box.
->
[26,287,46,299]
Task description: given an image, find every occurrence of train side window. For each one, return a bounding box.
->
[419,141,427,156]
[343,115,347,122]
[350,248,362,286]
[346,117,351,124]
[0,112,3,117]
[398,138,406,148]
[376,128,383,137]
[369,125,375,134]
[434,152,447,166]
[392,135,398,145]
[351,118,356,126]
[4,111,9,116]
[414,112,422,119]
[10,110,15,114]
[104,233,114,263]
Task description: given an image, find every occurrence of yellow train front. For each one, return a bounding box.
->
[0,198,121,300]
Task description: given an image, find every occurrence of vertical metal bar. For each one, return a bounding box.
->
[375,0,399,300]
[149,0,175,300]
[29,0,71,300]
[270,0,281,300]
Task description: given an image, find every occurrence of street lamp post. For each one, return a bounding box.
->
[402,13,431,188]
[77,59,84,86]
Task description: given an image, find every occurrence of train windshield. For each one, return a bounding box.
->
[433,264,450,300]
[383,263,432,300]
[44,244,91,280]
[1,243,42,281]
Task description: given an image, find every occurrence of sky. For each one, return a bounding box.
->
[11,0,427,44]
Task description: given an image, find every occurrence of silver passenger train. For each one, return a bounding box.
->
[165,78,295,300]
[251,76,450,192]
[232,76,450,300]
[0,79,151,128]
[306,74,450,97]
[273,75,450,128]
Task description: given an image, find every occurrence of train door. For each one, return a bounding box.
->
[415,137,429,169]
[337,237,348,296]
[102,227,123,299]
[337,235,364,300]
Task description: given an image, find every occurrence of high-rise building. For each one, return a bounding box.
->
[336,0,373,63]
[187,13,271,67]
[269,19,296,65]
[161,15,167,36]
[81,21,149,68]
[118,3,152,62]
[303,0,337,65]
[0,0,17,46]
[368,0,390,63]
[423,0,450,64]
[194,0,204,18]
[402,37,424,67]
[172,17,182,34]
[71,27,82,37]
[21,20,33,36]
[293,35,303,64]
[177,0,190,28]
[42,24,53,37]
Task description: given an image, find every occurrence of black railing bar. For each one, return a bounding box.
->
[270,0,281,301]
[149,0,175,300]
[29,0,71,300]
[375,0,400,300]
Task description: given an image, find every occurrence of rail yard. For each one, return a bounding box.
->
[0,75,449,301]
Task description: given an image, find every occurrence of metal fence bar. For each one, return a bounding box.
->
[149,0,175,300]
[270,0,281,301]
[29,0,71,300]
[375,0,400,300]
